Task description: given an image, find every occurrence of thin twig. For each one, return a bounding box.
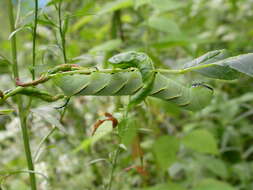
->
[31,0,39,80]
[107,147,121,190]
[57,0,67,63]
[14,0,21,28]
[33,126,57,162]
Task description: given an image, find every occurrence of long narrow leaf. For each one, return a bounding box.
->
[183,50,253,80]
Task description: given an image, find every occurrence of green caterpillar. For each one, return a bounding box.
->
[1,52,213,111]
[53,71,213,111]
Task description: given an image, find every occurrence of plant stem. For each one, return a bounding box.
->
[156,62,218,74]
[33,126,57,162]
[5,62,221,89]
[31,0,38,80]
[8,1,18,79]
[107,147,120,190]
[57,0,67,63]
[7,1,37,189]
[111,10,124,41]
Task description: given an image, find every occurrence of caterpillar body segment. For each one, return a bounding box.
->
[53,71,143,97]
[77,72,111,95]
[52,71,213,111]
[127,71,156,110]
[94,72,130,96]
[184,84,213,111]
[111,71,143,96]
[108,51,156,109]
[53,74,90,96]
[108,51,154,82]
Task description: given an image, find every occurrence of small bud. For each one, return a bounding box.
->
[0,90,3,98]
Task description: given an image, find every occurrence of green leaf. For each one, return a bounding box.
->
[8,25,32,40]
[232,163,252,182]
[197,155,229,178]
[184,50,240,80]
[89,39,122,54]
[147,16,181,34]
[91,120,114,144]
[181,129,218,155]
[31,106,66,133]
[98,0,133,15]
[74,120,115,152]
[150,0,185,12]
[0,109,15,115]
[118,117,138,146]
[134,0,151,9]
[71,16,93,33]
[184,50,229,68]
[184,50,253,80]
[140,182,186,190]
[0,54,11,73]
[153,135,180,169]
[192,179,236,190]
[215,53,253,77]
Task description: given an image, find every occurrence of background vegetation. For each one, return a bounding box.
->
[1,0,253,189]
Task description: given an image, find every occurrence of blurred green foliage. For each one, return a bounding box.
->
[1,0,253,189]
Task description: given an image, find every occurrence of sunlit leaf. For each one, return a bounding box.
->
[147,16,181,34]
[153,135,179,169]
[74,120,115,152]
[181,129,218,155]
[0,109,15,115]
[118,117,138,146]
[89,39,122,54]
[91,120,113,144]
[71,16,93,32]
[98,0,133,15]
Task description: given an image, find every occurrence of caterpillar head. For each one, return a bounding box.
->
[108,51,147,69]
